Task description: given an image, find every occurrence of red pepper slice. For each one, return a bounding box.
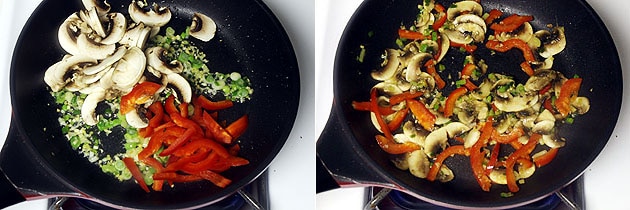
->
[398,29,430,40]
[352,101,396,115]
[519,61,535,76]
[432,4,447,30]
[490,14,533,32]
[196,95,234,110]
[406,99,436,131]
[461,63,476,77]
[164,95,180,116]
[485,143,501,174]
[226,115,249,139]
[485,9,503,25]
[123,157,150,192]
[120,82,162,115]
[505,133,541,192]
[491,127,524,144]
[425,60,446,89]
[534,148,559,167]
[470,117,494,191]
[389,91,424,105]
[427,145,468,181]
[375,134,420,155]
[171,138,230,158]
[201,111,234,144]
[159,128,196,156]
[556,78,582,117]
[195,170,232,188]
[370,88,394,139]
[387,108,409,131]
[444,87,468,118]
[486,39,537,63]
[450,42,478,53]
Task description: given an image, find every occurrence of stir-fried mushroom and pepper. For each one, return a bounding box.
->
[353,0,589,195]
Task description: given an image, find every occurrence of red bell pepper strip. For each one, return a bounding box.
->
[427,145,468,181]
[432,4,447,30]
[505,133,541,192]
[398,29,431,40]
[490,14,533,32]
[425,60,446,89]
[195,170,232,188]
[463,79,478,91]
[352,101,396,115]
[406,99,436,131]
[534,148,559,167]
[164,95,180,116]
[461,63,476,77]
[159,128,196,156]
[491,127,524,144]
[123,157,150,193]
[120,82,162,114]
[171,138,230,158]
[450,42,478,53]
[370,88,394,139]
[485,9,503,25]
[485,143,501,174]
[179,102,189,117]
[486,39,537,63]
[375,134,420,155]
[444,87,468,118]
[520,61,535,76]
[196,95,234,110]
[556,78,582,117]
[389,91,424,105]
[225,115,248,139]
[201,111,234,144]
[470,117,494,191]
[387,108,409,131]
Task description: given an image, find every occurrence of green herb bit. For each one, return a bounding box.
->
[500,192,514,198]
[357,45,366,63]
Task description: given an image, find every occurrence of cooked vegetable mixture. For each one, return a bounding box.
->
[353,0,589,194]
[45,0,253,192]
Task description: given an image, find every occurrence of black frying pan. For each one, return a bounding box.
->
[317,0,621,208]
[0,0,299,209]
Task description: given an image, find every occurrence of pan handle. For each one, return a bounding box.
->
[317,104,392,193]
[0,168,25,209]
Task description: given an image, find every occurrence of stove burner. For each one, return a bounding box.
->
[49,171,269,210]
[368,176,584,210]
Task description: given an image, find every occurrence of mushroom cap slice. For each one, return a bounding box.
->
[79,8,107,38]
[145,46,183,74]
[128,1,172,27]
[77,33,116,60]
[83,46,127,75]
[535,27,566,58]
[407,149,431,179]
[119,23,152,49]
[496,22,534,42]
[190,12,217,42]
[112,47,146,93]
[81,88,107,126]
[166,73,193,103]
[51,55,98,86]
[81,0,111,17]
[58,13,83,56]
[371,49,401,81]
[446,0,483,20]
[424,122,471,157]
[100,13,127,45]
[125,108,149,128]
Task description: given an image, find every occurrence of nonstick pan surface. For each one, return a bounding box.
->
[318,0,622,208]
[2,0,299,209]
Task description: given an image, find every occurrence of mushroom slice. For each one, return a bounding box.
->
[189,12,217,42]
[79,8,107,38]
[128,1,172,27]
[166,73,193,103]
[463,128,480,148]
[77,33,116,60]
[453,14,487,33]
[446,0,483,20]
[119,23,152,48]
[83,46,127,75]
[372,49,401,81]
[535,26,566,58]
[373,81,403,96]
[407,149,431,178]
[571,97,590,115]
[436,33,450,62]
[436,165,455,182]
[494,94,538,112]
[496,22,534,42]
[113,47,146,92]
[126,108,149,128]
[82,0,111,17]
[44,62,64,92]
[424,122,471,157]
[542,134,565,148]
[145,46,184,74]
[524,69,557,92]
[52,55,98,86]
[532,120,554,134]
[100,13,127,45]
[403,121,427,146]
[404,53,433,82]
[58,13,83,56]
[81,88,107,126]
[489,169,507,184]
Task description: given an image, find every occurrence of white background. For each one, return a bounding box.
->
[0,0,314,209]
[315,0,630,209]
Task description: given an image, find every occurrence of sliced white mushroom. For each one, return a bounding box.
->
[517,162,536,179]
[495,22,534,42]
[81,88,106,125]
[125,108,149,128]
[371,49,401,81]
[403,121,427,146]
[145,46,183,74]
[493,94,538,112]
[446,0,483,20]
[525,69,557,92]
[404,53,432,82]
[436,33,450,62]
[44,62,64,92]
[119,23,151,48]
[489,169,507,184]
[100,13,127,45]
[190,12,217,42]
[83,46,127,75]
[536,109,556,122]
[128,1,171,27]
[535,26,566,58]
[463,128,480,148]
[424,122,471,157]
[571,97,590,115]
[165,73,193,103]
[81,0,111,17]
[51,55,98,86]
[112,47,146,92]
[436,165,455,182]
[79,8,107,38]
[542,134,565,148]
[373,81,403,96]
[77,33,116,60]
[407,149,431,178]
[532,120,554,134]
[58,13,83,56]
